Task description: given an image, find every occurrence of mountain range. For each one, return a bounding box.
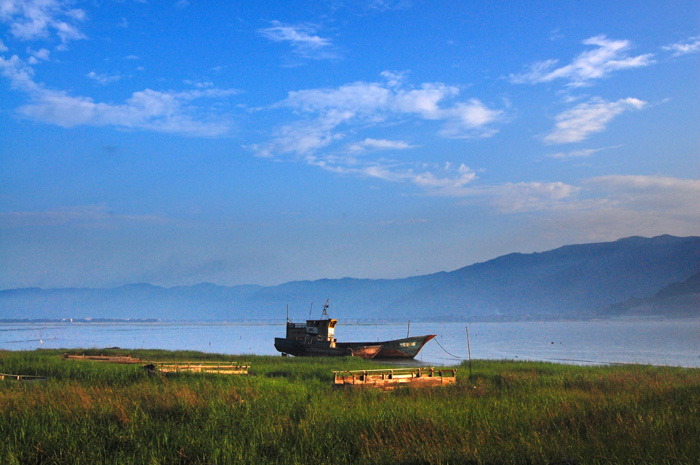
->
[1,235,699,321]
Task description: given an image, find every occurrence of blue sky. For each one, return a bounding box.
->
[1,0,698,289]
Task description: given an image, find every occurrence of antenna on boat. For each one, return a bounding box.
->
[321,299,330,320]
[286,304,290,323]
[308,302,313,320]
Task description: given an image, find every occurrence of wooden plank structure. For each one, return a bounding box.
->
[333,367,457,390]
[0,373,47,382]
[64,353,144,364]
[144,361,250,375]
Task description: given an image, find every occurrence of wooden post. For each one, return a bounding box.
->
[466,325,472,378]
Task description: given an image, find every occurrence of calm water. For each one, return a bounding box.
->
[2,319,699,368]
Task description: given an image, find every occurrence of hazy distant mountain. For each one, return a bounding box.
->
[0,283,263,321]
[2,235,699,321]
[605,270,700,317]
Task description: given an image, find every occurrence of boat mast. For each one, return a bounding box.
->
[321,299,330,320]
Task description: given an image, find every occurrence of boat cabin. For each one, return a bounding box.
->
[286,318,337,344]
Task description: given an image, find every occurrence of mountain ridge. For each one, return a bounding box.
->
[2,235,699,321]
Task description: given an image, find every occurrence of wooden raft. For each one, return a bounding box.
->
[0,373,46,382]
[333,367,457,390]
[64,353,144,364]
[145,361,249,375]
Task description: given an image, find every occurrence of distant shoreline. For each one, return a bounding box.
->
[1,315,695,325]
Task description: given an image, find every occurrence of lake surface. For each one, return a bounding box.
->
[2,318,699,368]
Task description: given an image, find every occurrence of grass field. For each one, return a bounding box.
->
[1,349,699,464]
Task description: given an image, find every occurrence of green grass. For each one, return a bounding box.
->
[1,349,699,464]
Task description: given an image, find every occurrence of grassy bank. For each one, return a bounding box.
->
[1,349,699,464]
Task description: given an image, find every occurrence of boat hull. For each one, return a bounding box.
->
[337,335,436,359]
[274,337,381,359]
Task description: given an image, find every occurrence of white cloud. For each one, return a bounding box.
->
[305,156,479,196]
[454,174,700,239]
[0,39,8,52]
[587,175,700,213]
[479,181,580,213]
[411,164,477,195]
[379,70,407,88]
[256,74,504,159]
[258,21,337,59]
[283,81,392,114]
[543,97,646,144]
[250,111,348,158]
[547,145,621,159]
[440,99,504,138]
[511,35,654,87]
[250,74,504,195]
[0,54,239,137]
[347,138,416,153]
[0,0,86,43]
[86,71,121,85]
[27,47,50,64]
[539,175,700,239]
[184,80,214,89]
[0,54,40,91]
[367,0,411,11]
[662,36,700,56]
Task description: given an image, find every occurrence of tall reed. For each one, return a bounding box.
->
[1,349,698,464]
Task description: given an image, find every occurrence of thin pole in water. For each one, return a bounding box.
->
[407,320,411,338]
[466,325,472,377]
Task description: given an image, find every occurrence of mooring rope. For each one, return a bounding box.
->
[433,337,464,360]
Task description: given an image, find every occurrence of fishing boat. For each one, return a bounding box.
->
[274,300,435,360]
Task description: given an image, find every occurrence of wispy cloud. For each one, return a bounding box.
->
[258,21,337,59]
[0,0,86,43]
[0,205,168,228]
[249,74,505,195]
[347,138,416,153]
[27,47,50,64]
[510,35,654,87]
[547,145,621,159]
[587,175,700,213]
[0,54,239,136]
[305,157,479,197]
[662,36,700,56]
[520,175,700,241]
[254,73,504,158]
[543,97,646,144]
[465,175,700,228]
[484,181,580,213]
[367,0,411,11]
[86,71,121,85]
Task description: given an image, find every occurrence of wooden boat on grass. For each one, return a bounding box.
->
[274,300,435,360]
[63,353,144,364]
[333,367,457,390]
[143,361,249,375]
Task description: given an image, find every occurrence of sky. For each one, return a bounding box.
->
[0,0,699,290]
